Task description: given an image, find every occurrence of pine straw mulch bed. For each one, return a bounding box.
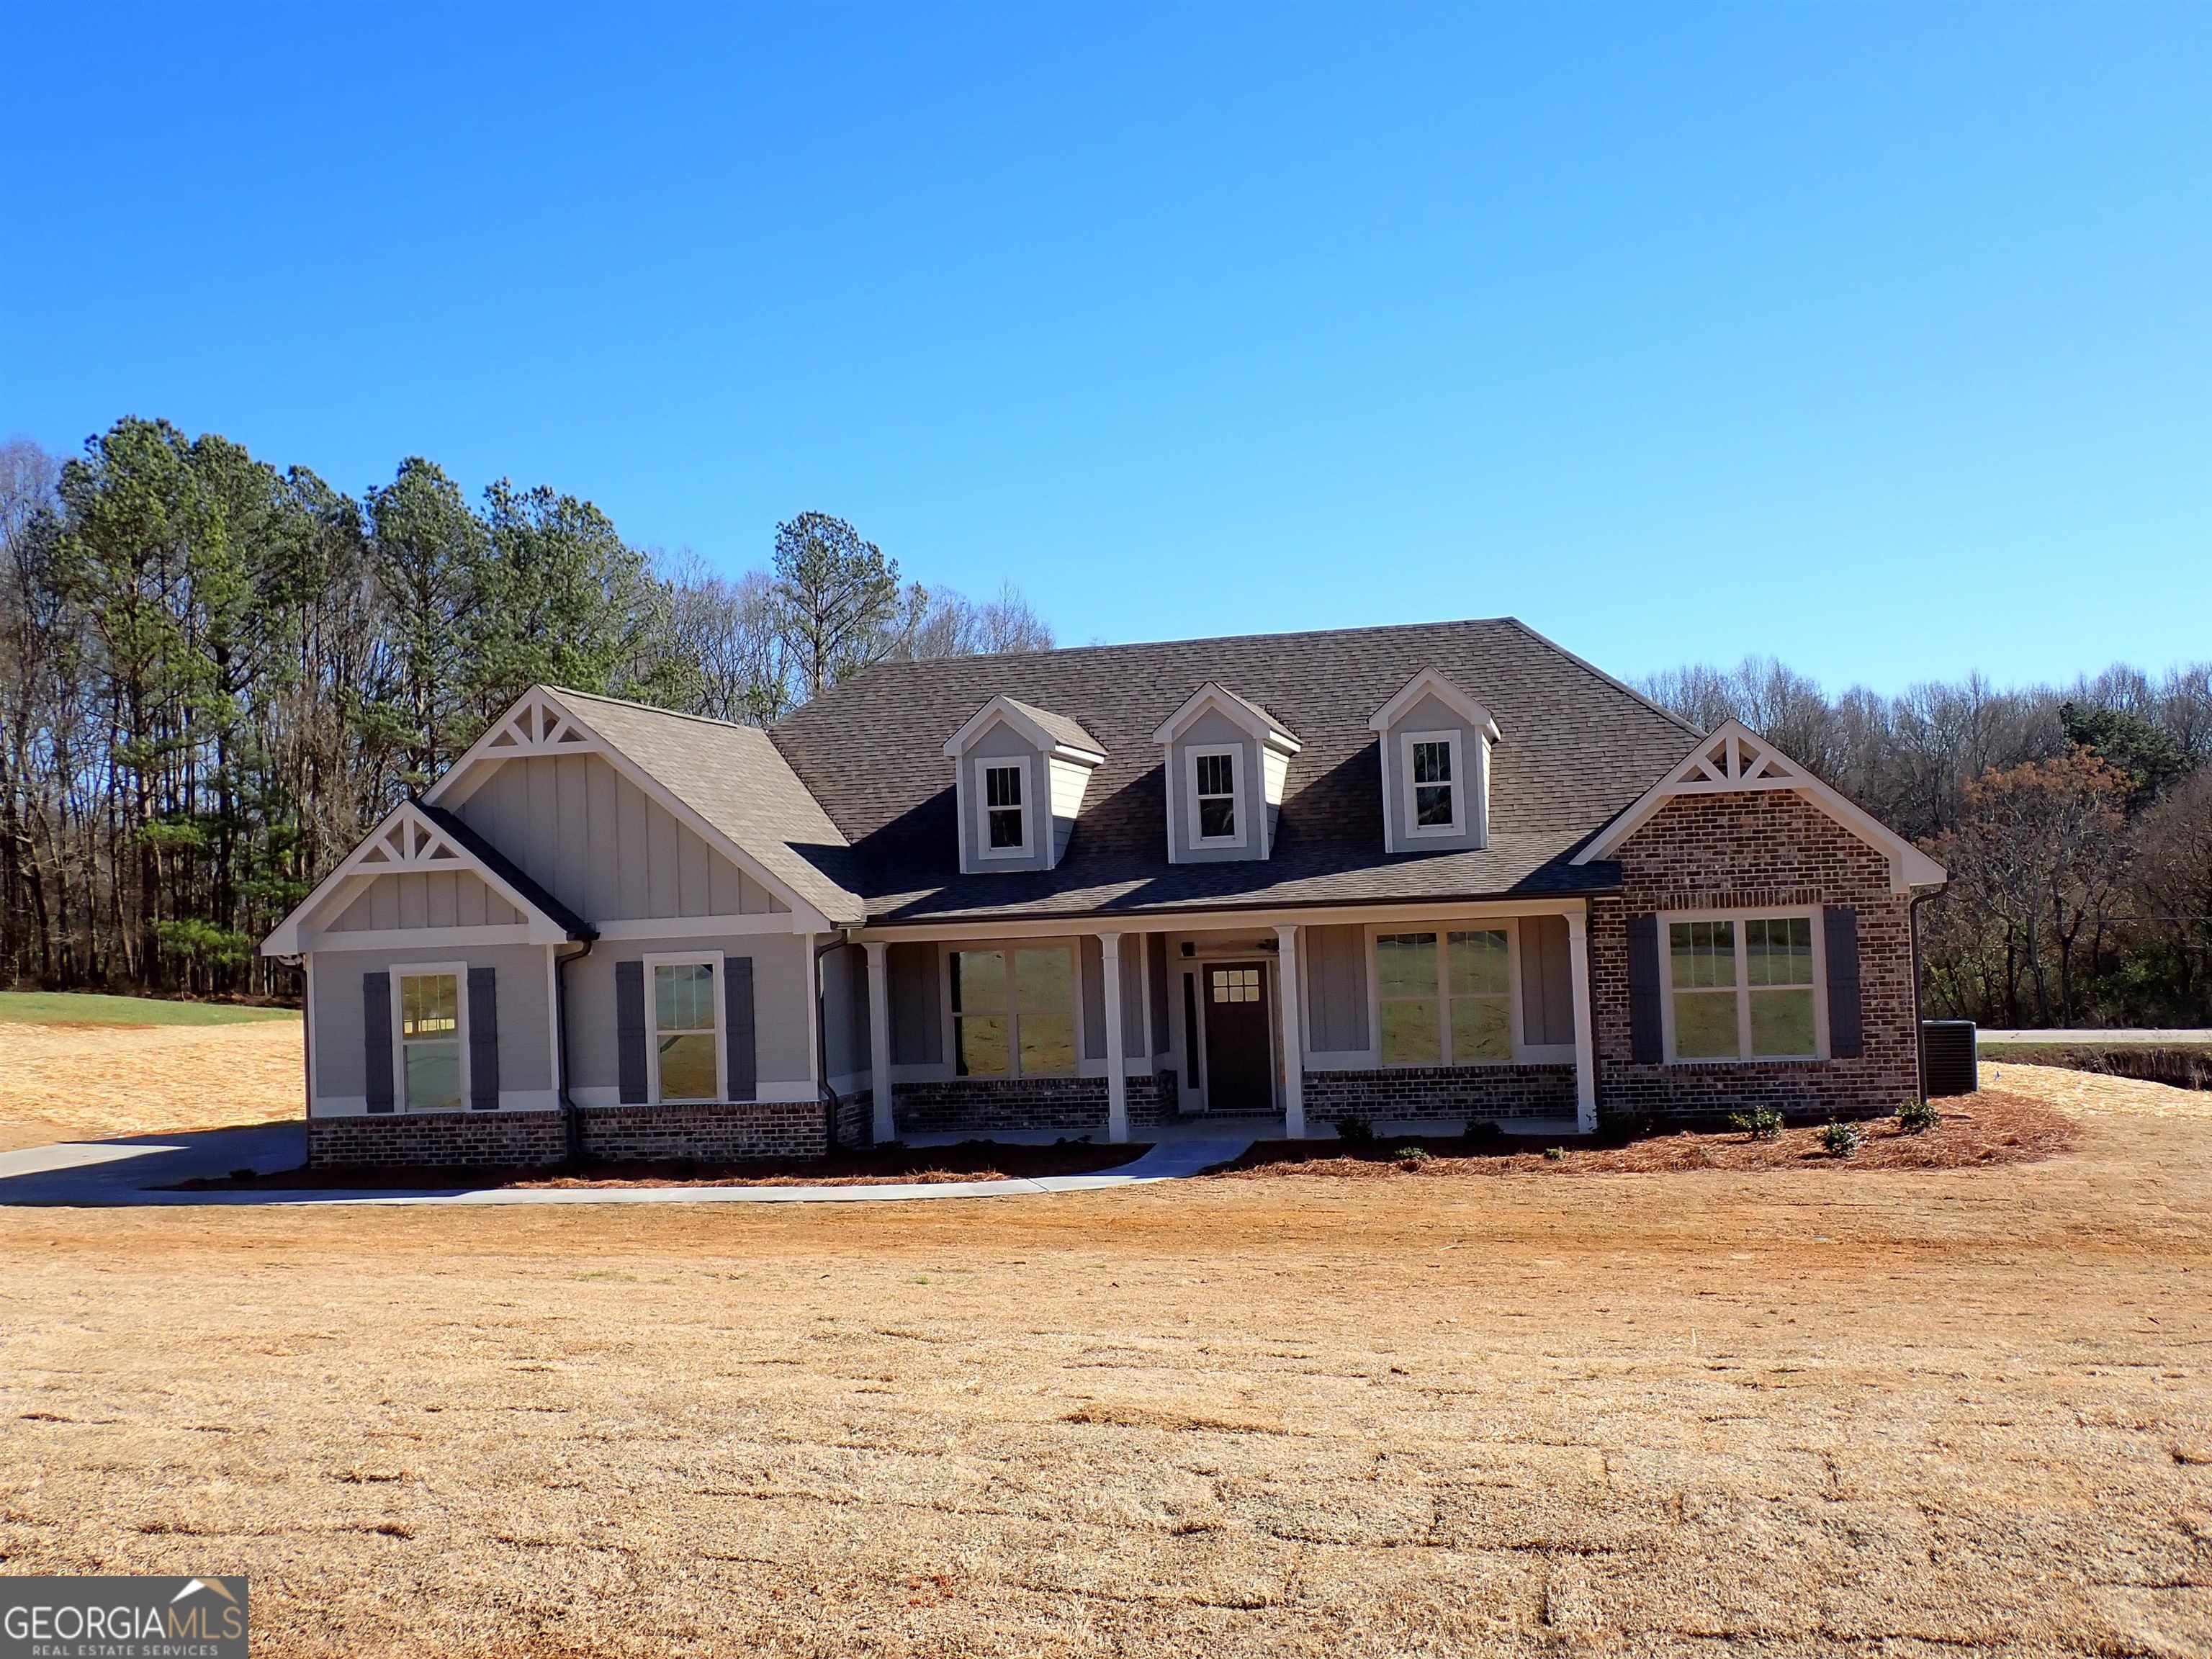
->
[171,1137,1145,1192]
[1215,1088,2077,1180]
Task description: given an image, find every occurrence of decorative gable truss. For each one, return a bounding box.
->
[467,690,601,765]
[1573,719,1946,894]
[263,799,585,954]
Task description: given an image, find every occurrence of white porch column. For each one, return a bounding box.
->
[864,941,894,1145]
[1099,932,1129,1143]
[1274,923,1306,1138]
[1566,907,1597,1133]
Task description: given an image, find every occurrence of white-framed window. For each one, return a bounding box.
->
[1401,729,1466,838]
[645,950,725,1103]
[1373,928,1514,1066]
[1185,745,1244,848]
[1662,911,1823,1062]
[975,757,1033,859]
[949,944,1077,1077]
[393,962,467,1112]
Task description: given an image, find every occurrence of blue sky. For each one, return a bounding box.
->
[6,3,2207,694]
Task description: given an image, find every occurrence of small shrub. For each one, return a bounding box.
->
[1595,1102,1650,1145]
[1817,1118,1863,1158]
[1461,1120,1506,1148]
[1334,1114,1375,1146]
[1393,1146,1431,1171]
[1897,1097,1939,1134]
[1543,1146,1567,1163]
[1728,1107,1784,1141]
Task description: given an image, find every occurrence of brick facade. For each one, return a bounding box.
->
[889,1072,1175,1138]
[1590,791,1922,1124]
[309,1091,877,1169]
[1303,1064,1577,1124]
[307,1111,567,1169]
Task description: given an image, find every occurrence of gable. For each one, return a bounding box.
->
[455,752,789,924]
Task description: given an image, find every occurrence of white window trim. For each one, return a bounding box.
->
[1657,907,1829,1064]
[1400,729,1467,840]
[1184,744,1248,850]
[974,755,1035,862]
[1364,924,1521,1069]
[643,949,728,1105]
[942,941,1080,1079]
[391,960,469,1113]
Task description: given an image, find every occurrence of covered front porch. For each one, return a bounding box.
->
[848,900,1598,1145]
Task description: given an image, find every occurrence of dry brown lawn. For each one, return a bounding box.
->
[1,1064,2209,1656]
[0,1017,302,1150]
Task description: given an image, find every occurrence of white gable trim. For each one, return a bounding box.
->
[261,800,576,955]
[1367,666,1502,743]
[1151,683,1302,753]
[424,685,838,932]
[941,695,1105,765]
[1572,719,1947,895]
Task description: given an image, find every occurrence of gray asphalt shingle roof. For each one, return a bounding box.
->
[770,617,1700,926]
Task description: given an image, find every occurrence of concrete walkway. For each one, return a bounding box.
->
[0,1121,1256,1208]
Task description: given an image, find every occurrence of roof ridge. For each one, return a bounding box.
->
[1497,618,1704,739]
[842,615,1522,676]
[547,685,767,737]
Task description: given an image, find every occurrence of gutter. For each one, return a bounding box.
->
[554,935,597,1164]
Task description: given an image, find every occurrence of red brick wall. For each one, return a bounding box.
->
[1591,791,1922,1122]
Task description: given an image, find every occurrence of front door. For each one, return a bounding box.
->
[1202,962,1274,1114]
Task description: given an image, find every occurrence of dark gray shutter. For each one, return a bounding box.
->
[616,960,648,1104]
[1627,914,1663,1064]
[725,955,756,1101]
[363,972,394,1113]
[467,966,500,1110]
[1825,906,1863,1058]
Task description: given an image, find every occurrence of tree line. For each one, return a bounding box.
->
[0,419,1050,997]
[1638,657,2212,1028]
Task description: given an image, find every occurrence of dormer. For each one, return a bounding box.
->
[1151,683,1301,864]
[1369,667,1500,855]
[943,696,1105,875]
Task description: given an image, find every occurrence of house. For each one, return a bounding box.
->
[261,618,1946,1167]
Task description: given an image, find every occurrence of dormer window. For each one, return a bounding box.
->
[1369,669,1499,855]
[1405,732,1465,837]
[979,759,1031,856]
[943,696,1105,876]
[1152,683,1301,866]
[1190,747,1243,845]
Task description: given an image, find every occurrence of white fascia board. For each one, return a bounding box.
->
[1151,683,1303,754]
[423,685,602,810]
[1573,719,1947,894]
[1367,666,1501,743]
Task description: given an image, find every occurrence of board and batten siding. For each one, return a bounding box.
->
[325,870,521,932]
[309,943,554,1114]
[566,932,814,1105]
[1518,914,1576,1047]
[1078,934,1149,1060]
[456,752,787,923]
[1303,923,1370,1053]
[887,942,943,1066]
[820,942,871,1084]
